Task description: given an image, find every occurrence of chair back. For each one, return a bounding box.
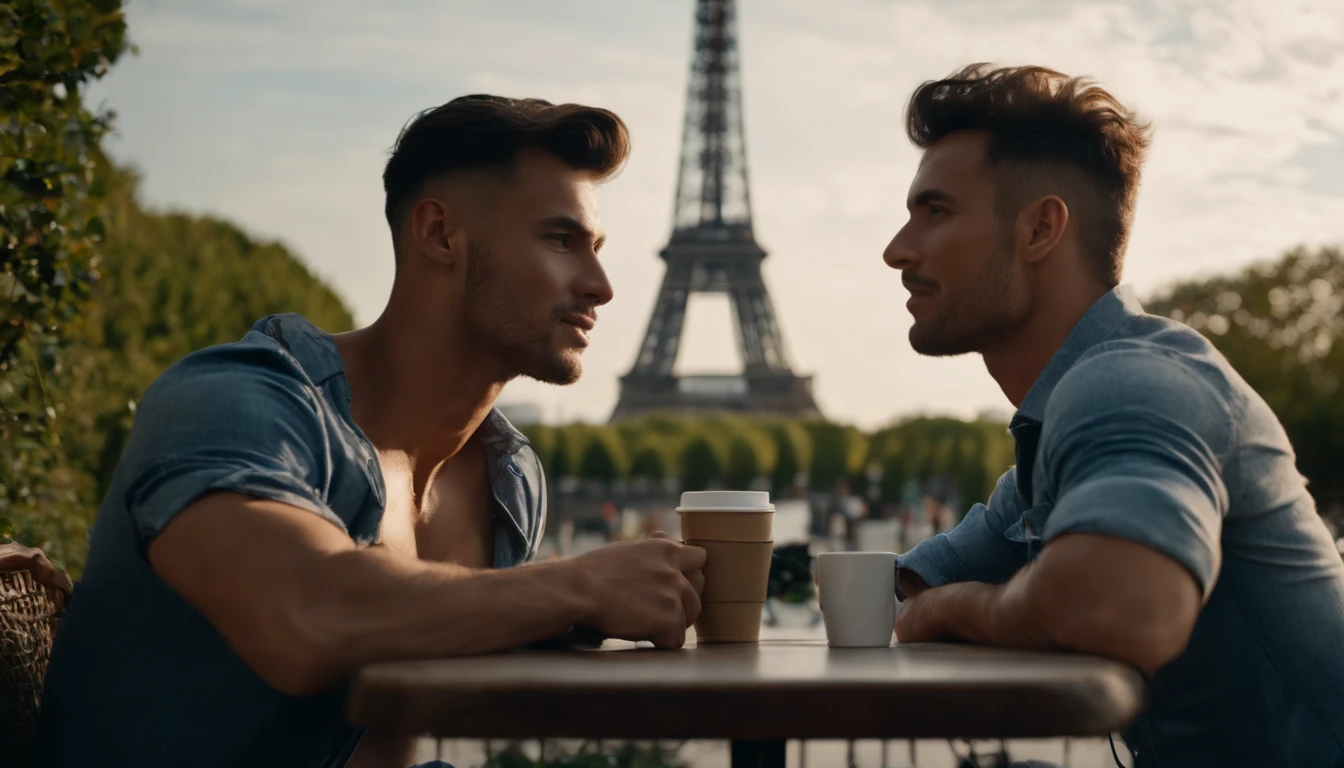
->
[0,570,62,768]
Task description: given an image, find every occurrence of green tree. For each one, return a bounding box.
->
[725,430,775,489]
[27,166,357,572]
[805,421,866,492]
[1147,245,1344,508]
[549,426,573,480]
[680,435,724,492]
[54,168,354,506]
[766,420,811,492]
[577,427,626,486]
[1,0,129,549]
[628,443,669,481]
[950,433,990,510]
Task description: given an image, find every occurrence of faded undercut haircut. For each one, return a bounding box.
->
[906,64,1152,287]
[382,95,631,256]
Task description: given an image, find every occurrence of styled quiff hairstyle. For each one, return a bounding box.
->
[383,95,631,253]
[905,64,1151,287]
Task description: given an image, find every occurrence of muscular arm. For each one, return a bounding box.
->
[150,493,701,696]
[897,348,1230,674]
[896,532,1201,673]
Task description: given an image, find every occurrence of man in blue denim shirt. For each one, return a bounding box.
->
[38,97,707,767]
[884,66,1344,767]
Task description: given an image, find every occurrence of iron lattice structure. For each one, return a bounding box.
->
[610,0,820,422]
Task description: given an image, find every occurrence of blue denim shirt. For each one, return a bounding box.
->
[38,314,547,768]
[898,286,1344,767]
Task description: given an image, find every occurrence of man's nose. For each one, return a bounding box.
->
[577,257,615,307]
[883,225,920,271]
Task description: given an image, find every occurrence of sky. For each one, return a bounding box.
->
[88,0,1344,428]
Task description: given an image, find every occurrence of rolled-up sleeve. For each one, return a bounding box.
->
[119,343,346,550]
[1039,348,1233,595]
[898,468,1031,589]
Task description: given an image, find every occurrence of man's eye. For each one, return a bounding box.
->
[546,234,570,247]
[927,206,947,219]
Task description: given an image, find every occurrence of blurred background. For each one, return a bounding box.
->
[5,1,1342,765]
[6,0,1342,573]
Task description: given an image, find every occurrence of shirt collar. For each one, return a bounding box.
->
[480,408,531,457]
[1013,285,1146,425]
[254,313,531,457]
[255,313,346,385]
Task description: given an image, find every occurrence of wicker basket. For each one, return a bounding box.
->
[0,570,62,767]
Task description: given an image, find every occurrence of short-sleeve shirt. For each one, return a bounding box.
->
[898,286,1344,767]
[37,314,547,767]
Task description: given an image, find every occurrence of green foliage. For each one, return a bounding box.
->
[578,427,626,484]
[803,421,866,491]
[1147,245,1344,506]
[725,433,763,488]
[549,426,574,479]
[5,160,355,572]
[679,435,724,492]
[765,420,811,492]
[628,444,668,480]
[555,414,1012,508]
[865,417,1012,507]
[724,426,773,487]
[1,0,128,545]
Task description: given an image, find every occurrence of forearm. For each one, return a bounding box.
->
[290,548,593,691]
[916,536,1198,673]
[927,568,1057,650]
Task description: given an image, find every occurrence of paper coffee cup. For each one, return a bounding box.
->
[685,540,773,602]
[678,491,774,644]
[676,491,774,542]
[693,601,766,643]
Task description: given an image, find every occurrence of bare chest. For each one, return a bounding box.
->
[376,444,495,568]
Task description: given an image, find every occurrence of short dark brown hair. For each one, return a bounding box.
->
[906,64,1151,287]
[383,94,631,237]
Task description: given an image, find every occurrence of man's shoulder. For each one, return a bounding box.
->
[146,331,307,402]
[145,315,335,400]
[131,318,341,443]
[1045,324,1240,455]
[1070,313,1247,410]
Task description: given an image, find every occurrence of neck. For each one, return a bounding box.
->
[333,290,510,470]
[982,277,1109,409]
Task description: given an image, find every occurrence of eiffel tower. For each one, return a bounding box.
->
[609,0,820,422]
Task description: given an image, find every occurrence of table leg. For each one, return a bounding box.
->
[731,739,787,768]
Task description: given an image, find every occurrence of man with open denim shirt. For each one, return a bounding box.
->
[37,97,707,767]
[885,65,1344,767]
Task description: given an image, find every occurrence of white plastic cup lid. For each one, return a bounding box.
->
[676,490,774,512]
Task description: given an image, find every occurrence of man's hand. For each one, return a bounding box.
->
[569,533,706,650]
[894,581,996,643]
[897,565,932,600]
[0,542,74,610]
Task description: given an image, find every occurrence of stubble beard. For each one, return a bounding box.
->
[463,241,584,386]
[908,243,1027,358]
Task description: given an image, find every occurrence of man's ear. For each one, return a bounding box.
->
[408,197,460,268]
[1016,195,1069,265]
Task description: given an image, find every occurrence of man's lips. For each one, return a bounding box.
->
[561,312,596,332]
[902,277,938,297]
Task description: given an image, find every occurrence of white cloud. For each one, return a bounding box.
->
[92,0,1344,427]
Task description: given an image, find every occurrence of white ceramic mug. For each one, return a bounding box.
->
[817,552,897,648]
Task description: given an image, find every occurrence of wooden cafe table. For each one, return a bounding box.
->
[348,635,1146,768]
